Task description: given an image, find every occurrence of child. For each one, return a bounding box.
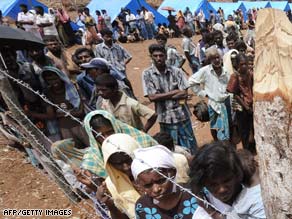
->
[189,141,266,219]
[227,53,256,154]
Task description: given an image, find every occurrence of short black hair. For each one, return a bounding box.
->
[74,47,95,58]
[189,141,243,191]
[90,115,113,130]
[19,4,28,8]
[148,44,166,55]
[235,40,247,51]
[95,74,118,90]
[153,132,174,151]
[226,32,238,42]
[43,35,59,43]
[34,6,44,12]
[100,28,113,37]
[155,34,167,41]
[212,30,223,37]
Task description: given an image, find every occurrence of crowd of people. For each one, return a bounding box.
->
[0,2,271,219]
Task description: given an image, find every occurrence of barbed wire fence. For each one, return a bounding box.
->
[0,67,246,219]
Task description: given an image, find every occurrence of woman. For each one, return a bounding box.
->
[132,145,212,219]
[96,133,142,219]
[56,8,75,47]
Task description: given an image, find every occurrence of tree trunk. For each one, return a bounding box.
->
[254,9,292,219]
[0,71,80,203]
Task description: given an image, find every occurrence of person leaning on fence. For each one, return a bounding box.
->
[189,47,231,141]
[189,141,266,219]
[132,145,213,219]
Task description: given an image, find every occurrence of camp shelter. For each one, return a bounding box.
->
[86,0,168,25]
[239,1,271,11]
[157,0,216,20]
[210,2,248,20]
[269,1,290,11]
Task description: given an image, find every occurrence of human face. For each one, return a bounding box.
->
[46,40,61,54]
[87,68,104,80]
[96,85,114,99]
[94,125,115,144]
[204,173,240,204]
[138,169,175,201]
[103,34,113,46]
[214,34,223,47]
[108,152,132,177]
[156,38,166,46]
[238,59,248,75]
[248,60,253,72]
[77,51,92,65]
[0,49,17,70]
[29,48,44,62]
[227,40,235,50]
[43,72,64,90]
[210,53,222,69]
[151,51,166,68]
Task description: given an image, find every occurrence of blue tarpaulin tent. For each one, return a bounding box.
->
[239,1,271,11]
[0,0,81,31]
[210,2,248,20]
[87,0,168,25]
[157,0,216,20]
[269,1,290,11]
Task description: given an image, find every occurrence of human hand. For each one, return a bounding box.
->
[96,181,113,206]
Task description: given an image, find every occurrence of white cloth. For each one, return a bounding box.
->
[188,64,230,114]
[36,13,58,36]
[17,11,41,38]
[206,185,266,219]
[192,206,213,219]
[182,36,196,56]
[131,145,175,180]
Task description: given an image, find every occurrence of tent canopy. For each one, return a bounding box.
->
[239,1,271,11]
[269,1,290,11]
[0,0,48,19]
[157,0,216,20]
[86,0,168,25]
[210,2,247,20]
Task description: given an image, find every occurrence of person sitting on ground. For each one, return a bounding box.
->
[152,132,191,185]
[95,74,157,132]
[189,141,266,219]
[132,145,212,219]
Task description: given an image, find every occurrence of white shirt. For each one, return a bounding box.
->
[206,185,266,219]
[126,13,136,22]
[145,11,155,23]
[188,64,230,114]
[17,11,36,31]
[36,13,58,36]
[182,36,196,56]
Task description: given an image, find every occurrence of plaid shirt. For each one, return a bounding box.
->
[95,42,132,72]
[81,110,157,177]
[142,65,191,124]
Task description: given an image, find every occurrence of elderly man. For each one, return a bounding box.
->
[142,44,197,154]
[189,47,231,141]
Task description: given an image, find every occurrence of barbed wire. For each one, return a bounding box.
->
[0,68,244,218]
[1,92,110,219]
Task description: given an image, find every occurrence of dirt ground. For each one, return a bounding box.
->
[0,36,213,219]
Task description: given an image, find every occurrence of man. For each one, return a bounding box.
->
[95,28,134,94]
[101,10,112,30]
[213,30,228,56]
[156,34,185,68]
[141,7,155,40]
[142,44,197,154]
[44,35,79,78]
[181,27,199,74]
[95,74,157,132]
[188,47,231,141]
[35,6,58,37]
[17,4,41,38]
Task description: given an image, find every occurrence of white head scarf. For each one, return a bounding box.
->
[131,145,176,180]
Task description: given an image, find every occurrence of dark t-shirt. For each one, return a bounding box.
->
[135,191,197,219]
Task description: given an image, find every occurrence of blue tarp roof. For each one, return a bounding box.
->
[0,0,81,31]
[210,2,247,20]
[269,1,290,11]
[157,0,216,20]
[86,0,168,25]
[239,1,271,11]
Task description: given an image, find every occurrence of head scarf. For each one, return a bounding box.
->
[131,145,176,180]
[81,110,157,177]
[223,49,239,75]
[40,66,80,108]
[102,133,141,219]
